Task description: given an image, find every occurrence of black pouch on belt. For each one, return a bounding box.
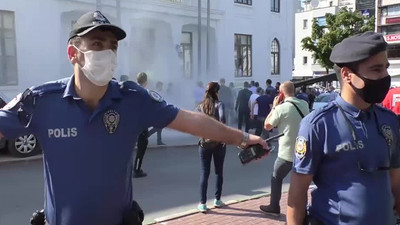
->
[303,214,324,225]
[30,209,45,225]
[121,200,144,225]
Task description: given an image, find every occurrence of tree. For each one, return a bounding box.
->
[301,8,375,74]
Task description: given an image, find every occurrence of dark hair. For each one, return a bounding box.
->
[266,79,272,85]
[255,82,259,87]
[200,82,220,116]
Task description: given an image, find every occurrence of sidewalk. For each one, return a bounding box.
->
[152,192,289,225]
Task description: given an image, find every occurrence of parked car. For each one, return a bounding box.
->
[0,93,41,158]
[312,92,337,111]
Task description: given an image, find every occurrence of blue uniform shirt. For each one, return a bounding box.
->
[293,95,400,225]
[0,76,179,225]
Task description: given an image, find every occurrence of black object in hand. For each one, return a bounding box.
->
[238,133,284,165]
[30,209,45,225]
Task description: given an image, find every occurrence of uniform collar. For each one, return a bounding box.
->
[62,75,123,100]
[335,95,375,119]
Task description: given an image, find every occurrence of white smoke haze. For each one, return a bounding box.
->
[119,2,219,111]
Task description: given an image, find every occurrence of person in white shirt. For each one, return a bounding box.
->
[249,87,262,132]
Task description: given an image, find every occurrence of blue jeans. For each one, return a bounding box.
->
[199,144,226,204]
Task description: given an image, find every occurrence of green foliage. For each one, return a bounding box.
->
[301,7,375,73]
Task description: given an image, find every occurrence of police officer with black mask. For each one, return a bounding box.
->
[287,32,400,225]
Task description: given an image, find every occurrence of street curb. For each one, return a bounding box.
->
[0,154,43,166]
[0,143,198,166]
[150,192,271,224]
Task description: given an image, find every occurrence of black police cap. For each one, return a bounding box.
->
[69,11,126,41]
[330,31,387,64]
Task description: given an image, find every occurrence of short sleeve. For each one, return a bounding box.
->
[266,107,280,127]
[142,92,179,129]
[292,118,324,175]
[0,109,32,139]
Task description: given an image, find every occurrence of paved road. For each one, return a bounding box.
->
[0,142,290,225]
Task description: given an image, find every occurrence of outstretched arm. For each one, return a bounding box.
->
[167,109,267,149]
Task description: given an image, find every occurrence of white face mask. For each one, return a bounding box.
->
[73,46,117,86]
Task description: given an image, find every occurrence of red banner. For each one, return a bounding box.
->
[386,17,400,24]
[385,34,400,42]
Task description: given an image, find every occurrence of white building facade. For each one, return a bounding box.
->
[377,0,400,86]
[293,0,356,79]
[0,0,299,105]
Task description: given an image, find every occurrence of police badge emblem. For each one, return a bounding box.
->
[381,124,393,147]
[148,90,163,102]
[295,136,307,159]
[103,110,120,134]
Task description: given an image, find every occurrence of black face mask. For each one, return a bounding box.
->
[350,74,391,104]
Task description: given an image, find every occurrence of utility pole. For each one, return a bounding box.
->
[96,0,102,11]
[197,0,202,79]
[206,0,210,76]
[116,0,121,25]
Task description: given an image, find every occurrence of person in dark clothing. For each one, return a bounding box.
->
[307,88,316,111]
[275,82,281,95]
[253,89,274,139]
[219,78,234,125]
[265,79,276,97]
[235,81,252,132]
[133,72,149,178]
[196,82,227,212]
[295,86,310,108]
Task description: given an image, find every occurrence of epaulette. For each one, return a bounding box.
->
[31,78,69,97]
[375,104,398,118]
[307,102,337,124]
[119,80,142,93]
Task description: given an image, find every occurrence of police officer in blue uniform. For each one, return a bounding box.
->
[287,31,400,225]
[0,11,268,225]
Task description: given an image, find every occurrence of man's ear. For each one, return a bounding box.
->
[67,45,77,64]
[341,67,352,84]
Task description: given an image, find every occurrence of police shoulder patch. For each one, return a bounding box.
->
[148,90,163,102]
[295,136,307,159]
[381,124,393,147]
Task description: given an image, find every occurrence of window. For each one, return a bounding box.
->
[388,4,400,17]
[234,0,252,5]
[0,10,17,86]
[180,32,192,78]
[313,57,317,64]
[234,34,252,77]
[271,0,280,12]
[382,7,388,16]
[270,38,280,75]
[316,16,327,27]
[329,1,333,7]
[303,56,308,65]
[303,19,308,29]
[388,44,400,59]
[381,25,400,35]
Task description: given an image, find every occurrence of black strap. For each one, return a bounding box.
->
[287,101,305,118]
